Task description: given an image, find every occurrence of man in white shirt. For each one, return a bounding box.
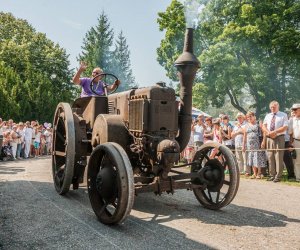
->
[262,101,288,182]
[288,103,300,182]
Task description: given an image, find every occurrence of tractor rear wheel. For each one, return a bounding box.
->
[52,103,76,195]
[191,142,239,210]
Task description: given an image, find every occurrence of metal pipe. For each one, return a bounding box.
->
[175,28,200,152]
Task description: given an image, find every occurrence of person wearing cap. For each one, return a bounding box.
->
[288,103,300,181]
[232,112,249,175]
[262,101,288,182]
[280,109,295,180]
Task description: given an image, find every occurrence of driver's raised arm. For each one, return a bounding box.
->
[72,62,87,85]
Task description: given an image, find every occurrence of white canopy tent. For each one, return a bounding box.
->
[192,107,211,118]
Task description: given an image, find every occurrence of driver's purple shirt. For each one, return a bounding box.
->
[80,77,105,97]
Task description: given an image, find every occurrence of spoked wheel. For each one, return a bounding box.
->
[87,142,134,225]
[191,142,239,210]
[52,103,75,195]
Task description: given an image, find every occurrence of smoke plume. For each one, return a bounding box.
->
[179,0,206,28]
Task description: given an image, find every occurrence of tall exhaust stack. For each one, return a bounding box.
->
[175,28,200,152]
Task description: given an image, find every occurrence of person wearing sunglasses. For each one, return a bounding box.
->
[72,62,120,97]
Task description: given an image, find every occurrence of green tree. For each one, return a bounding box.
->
[200,0,300,117]
[192,82,209,108]
[78,12,137,92]
[157,0,300,117]
[157,0,187,81]
[112,31,137,91]
[0,12,75,122]
[78,11,114,74]
[0,62,22,118]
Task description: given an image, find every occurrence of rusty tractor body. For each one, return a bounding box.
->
[52,29,239,225]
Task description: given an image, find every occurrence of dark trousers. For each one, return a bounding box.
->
[0,135,3,159]
[284,141,295,178]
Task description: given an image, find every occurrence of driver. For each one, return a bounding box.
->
[72,62,120,97]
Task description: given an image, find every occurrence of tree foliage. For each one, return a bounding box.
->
[157,0,191,80]
[157,0,300,117]
[78,11,114,74]
[0,12,75,122]
[112,31,136,90]
[78,12,137,91]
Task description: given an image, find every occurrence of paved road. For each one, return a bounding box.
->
[0,157,300,250]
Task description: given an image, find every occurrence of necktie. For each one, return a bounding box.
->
[270,113,276,131]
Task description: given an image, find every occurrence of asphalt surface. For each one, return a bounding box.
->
[0,157,300,250]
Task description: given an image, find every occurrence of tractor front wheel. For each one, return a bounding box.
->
[87,142,134,225]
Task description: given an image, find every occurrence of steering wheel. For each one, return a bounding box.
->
[90,73,119,96]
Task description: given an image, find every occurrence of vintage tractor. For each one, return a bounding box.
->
[52,28,239,225]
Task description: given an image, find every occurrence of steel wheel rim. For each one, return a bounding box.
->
[88,143,134,225]
[192,142,239,209]
[52,103,75,194]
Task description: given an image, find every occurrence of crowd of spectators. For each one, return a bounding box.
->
[185,100,300,183]
[0,118,53,161]
[1,100,300,183]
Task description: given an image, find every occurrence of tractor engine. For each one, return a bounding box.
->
[103,84,180,178]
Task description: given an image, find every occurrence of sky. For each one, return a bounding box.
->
[1,0,172,86]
